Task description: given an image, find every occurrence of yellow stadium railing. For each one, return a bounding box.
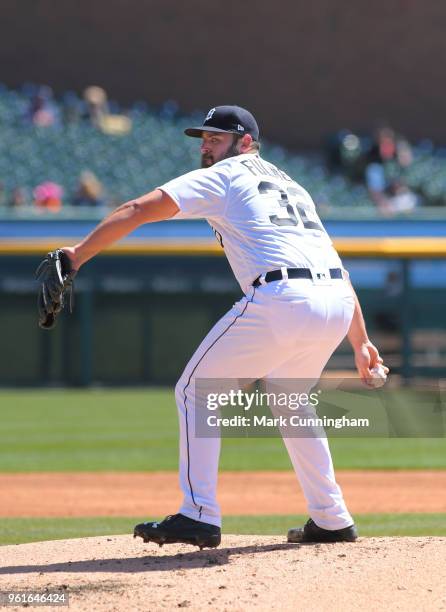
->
[2,237,446,258]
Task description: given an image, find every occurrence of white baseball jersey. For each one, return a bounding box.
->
[160,153,343,294]
[158,153,355,532]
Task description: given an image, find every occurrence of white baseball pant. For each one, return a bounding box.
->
[174,275,356,529]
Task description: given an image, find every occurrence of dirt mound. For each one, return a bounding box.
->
[0,535,444,611]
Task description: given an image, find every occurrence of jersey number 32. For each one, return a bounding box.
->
[258,181,323,231]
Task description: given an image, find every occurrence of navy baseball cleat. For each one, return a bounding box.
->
[287,518,358,543]
[133,513,221,550]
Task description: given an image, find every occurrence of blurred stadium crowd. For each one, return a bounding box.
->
[1,83,446,217]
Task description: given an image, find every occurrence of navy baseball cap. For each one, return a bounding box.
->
[184,105,259,141]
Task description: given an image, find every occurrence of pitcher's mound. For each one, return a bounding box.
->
[0,535,444,611]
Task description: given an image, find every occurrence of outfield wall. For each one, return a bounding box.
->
[1,239,446,385]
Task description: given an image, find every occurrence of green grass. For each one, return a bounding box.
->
[1,514,445,545]
[0,388,445,471]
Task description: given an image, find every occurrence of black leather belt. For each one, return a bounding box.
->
[252,268,343,287]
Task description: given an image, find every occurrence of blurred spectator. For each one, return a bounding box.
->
[10,187,28,208]
[72,171,105,207]
[326,126,418,213]
[28,85,60,127]
[33,181,63,213]
[365,127,417,214]
[366,127,413,168]
[83,85,131,135]
[326,129,364,181]
[83,85,109,127]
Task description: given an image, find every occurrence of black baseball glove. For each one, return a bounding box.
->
[35,249,77,329]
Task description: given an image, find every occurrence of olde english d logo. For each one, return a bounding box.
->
[205,108,216,122]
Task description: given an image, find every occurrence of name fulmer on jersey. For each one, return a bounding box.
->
[240,157,294,183]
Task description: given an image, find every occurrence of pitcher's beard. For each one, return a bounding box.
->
[201,154,214,168]
[201,140,240,168]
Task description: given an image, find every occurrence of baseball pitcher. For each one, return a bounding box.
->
[36,105,388,549]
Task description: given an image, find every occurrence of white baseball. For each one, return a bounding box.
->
[368,364,387,388]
